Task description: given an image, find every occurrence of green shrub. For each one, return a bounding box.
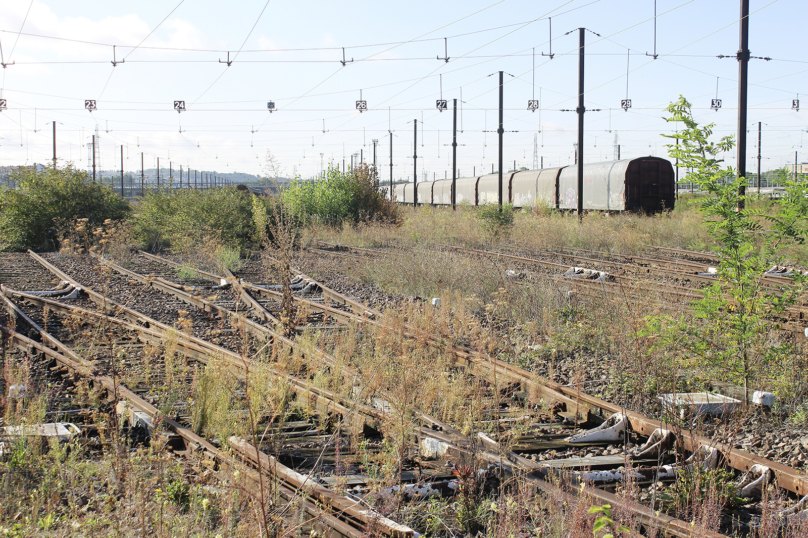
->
[282,163,398,226]
[478,203,515,237]
[133,187,257,251]
[0,165,130,252]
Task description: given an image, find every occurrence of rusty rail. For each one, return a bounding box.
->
[0,287,412,537]
[77,253,742,537]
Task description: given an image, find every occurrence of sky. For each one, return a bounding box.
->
[0,0,806,182]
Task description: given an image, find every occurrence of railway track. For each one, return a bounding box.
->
[313,241,808,330]
[112,250,808,534]
[0,254,413,537]
[2,249,808,536]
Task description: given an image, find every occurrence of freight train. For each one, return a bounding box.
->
[384,156,675,212]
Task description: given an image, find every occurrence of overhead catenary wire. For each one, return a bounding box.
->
[1,0,804,177]
[191,0,272,104]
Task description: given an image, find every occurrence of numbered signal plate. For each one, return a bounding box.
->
[792,99,800,111]
[527,100,539,111]
[174,100,186,112]
[0,99,6,110]
[356,100,368,111]
[267,101,276,110]
[621,99,632,111]
[436,99,447,111]
[711,99,722,110]
[85,100,97,110]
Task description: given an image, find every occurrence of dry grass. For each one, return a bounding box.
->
[309,195,808,265]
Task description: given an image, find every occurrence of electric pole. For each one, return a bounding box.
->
[452,98,458,211]
[92,135,96,182]
[372,139,377,167]
[737,0,750,208]
[413,119,418,206]
[498,70,504,211]
[757,122,762,195]
[120,145,124,198]
[141,153,144,196]
[157,157,160,189]
[389,132,393,201]
[676,137,679,200]
[52,122,57,168]
[577,28,585,222]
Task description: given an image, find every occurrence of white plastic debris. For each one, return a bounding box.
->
[657,445,719,479]
[737,464,772,499]
[420,437,450,459]
[636,428,674,458]
[563,267,613,282]
[565,413,628,444]
[431,298,442,307]
[752,391,775,407]
[7,384,25,399]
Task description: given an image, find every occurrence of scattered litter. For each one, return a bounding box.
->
[696,267,718,277]
[420,437,450,459]
[431,298,442,307]
[635,428,673,458]
[765,265,808,277]
[260,275,321,295]
[551,444,720,485]
[7,384,25,399]
[752,391,775,407]
[377,480,459,499]
[0,423,81,455]
[505,269,524,279]
[565,413,627,443]
[737,464,773,499]
[563,267,613,282]
[658,392,740,417]
[23,281,82,299]
[781,493,808,521]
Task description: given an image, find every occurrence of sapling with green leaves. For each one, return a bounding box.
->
[653,96,807,403]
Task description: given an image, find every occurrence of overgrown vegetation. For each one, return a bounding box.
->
[0,165,129,252]
[283,163,398,226]
[477,202,515,238]
[648,96,808,403]
[133,186,260,252]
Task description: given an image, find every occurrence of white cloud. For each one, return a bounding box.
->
[0,1,205,63]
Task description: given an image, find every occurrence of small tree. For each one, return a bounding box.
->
[658,96,807,402]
